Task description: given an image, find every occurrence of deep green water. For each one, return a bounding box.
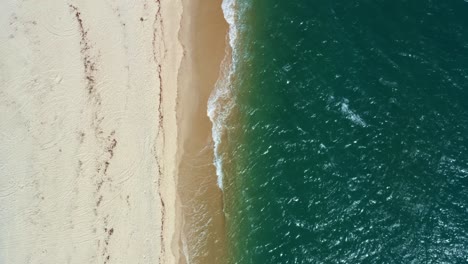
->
[214,0,468,263]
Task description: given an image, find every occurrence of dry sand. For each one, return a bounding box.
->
[0,0,186,263]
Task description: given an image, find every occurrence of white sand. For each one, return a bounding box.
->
[0,0,182,263]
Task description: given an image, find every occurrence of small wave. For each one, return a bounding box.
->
[340,99,367,127]
[207,0,239,189]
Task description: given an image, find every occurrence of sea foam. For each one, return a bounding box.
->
[207,0,239,190]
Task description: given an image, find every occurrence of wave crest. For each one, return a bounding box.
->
[207,0,239,189]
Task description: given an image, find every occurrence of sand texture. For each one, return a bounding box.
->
[0,0,182,263]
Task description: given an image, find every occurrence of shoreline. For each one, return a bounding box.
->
[177,0,229,263]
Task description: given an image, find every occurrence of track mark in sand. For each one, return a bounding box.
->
[151,0,168,262]
[78,131,85,143]
[126,195,130,206]
[69,5,98,95]
[96,131,118,194]
[107,132,118,159]
[96,195,103,207]
[102,220,114,263]
[68,8,121,259]
[152,0,165,131]
[102,131,118,175]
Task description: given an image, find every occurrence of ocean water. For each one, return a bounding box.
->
[210,0,468,263]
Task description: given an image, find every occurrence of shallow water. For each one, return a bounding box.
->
[212,0,468,263]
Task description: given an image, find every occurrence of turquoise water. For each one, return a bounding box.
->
[210,0,468,263]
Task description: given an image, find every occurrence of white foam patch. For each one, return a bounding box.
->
[207,0,239,190]
[340,99,367,127]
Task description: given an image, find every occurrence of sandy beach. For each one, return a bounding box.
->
[177,0,228,263]
[0,0,187,263]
